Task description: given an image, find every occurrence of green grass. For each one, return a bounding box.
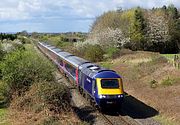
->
[154,115,179,125]
[0,108,8,125]
[99,61,112,69]
[161,54,180,60]
[0,80,9,125]
[161,77,180,86]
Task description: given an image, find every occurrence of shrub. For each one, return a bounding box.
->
[38,82,71,113]
[105,47,120,59]
[42,116,59,125]
[152,56,168,64]
[150,79,158,88]
[0,43,5,61]
[1,49,54,93]
[84,44,104,62]
[0,81,11,104]
[161,77,174,86]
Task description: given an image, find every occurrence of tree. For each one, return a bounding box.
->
[0,43,5,61]
[165,4,180,53]
[129,7,146,50]
[85,44,104,62]
[145,11,169,53]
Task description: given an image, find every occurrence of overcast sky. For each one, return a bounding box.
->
[0,0,179,33]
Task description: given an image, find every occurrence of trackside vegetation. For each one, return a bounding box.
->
[0,41,80,124]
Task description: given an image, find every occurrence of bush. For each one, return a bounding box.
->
[1,49,54,93]
[0,43,5,61]
[105,47,120,59]
[38,82,71,113]
[84,44,104,62]
[0,81,11,104]
[42,116,59,125]
[161,77,179,86]
[150,79,158,88]
[152,56,168,64]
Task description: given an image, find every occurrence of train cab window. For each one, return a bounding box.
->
[101,79,119,89]
[94,81,96,89]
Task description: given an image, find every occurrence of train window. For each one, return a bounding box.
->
[101,79,119,89]
[65,63,76,77]
[59,59,63,66]
[94,80,96,89]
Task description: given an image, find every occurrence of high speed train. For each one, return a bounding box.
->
[38,42,124,109]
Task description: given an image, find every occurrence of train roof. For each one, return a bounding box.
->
[57,52,74,60]
[79,63,115,78]
[52,48,62,53]
[39,42,118,78]
[66,56,90,67]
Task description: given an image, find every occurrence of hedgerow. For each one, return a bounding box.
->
[84,44,104,62]
[38,81,71,113]
[1,49,54,94]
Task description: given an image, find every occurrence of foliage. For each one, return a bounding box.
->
[99,62,112,69]
[0,108,8,123]
[150,79,158,88]
[0,33,17,41]
[0,43,5,61]
[0,49,54,93]
[129,7,146,50]
[90,5,180,54]
[38,82,71,113]
[17,30,28,37]
[161,77,174,86]
[105,47,120,59]
[145,11,169,53]
[42,116,59,125]
[161,77,180,86]
[84,44,104,62]
[0,81,10,104]
[91,11,122,32]
[0,43,5,79]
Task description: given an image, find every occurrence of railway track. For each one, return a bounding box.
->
[99,111,141,125]
[56,69,141,125]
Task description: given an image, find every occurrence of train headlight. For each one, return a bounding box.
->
[117,95,123,98]
[99,95,106,99]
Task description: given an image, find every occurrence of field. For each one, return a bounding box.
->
[100,51,180,125]
[161,54,180,60]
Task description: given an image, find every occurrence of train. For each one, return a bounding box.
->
[37,42,124,109]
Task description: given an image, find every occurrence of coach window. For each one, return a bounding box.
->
[65,63,70,72]
[59,60,63,66]
[58,58,63,66]
[71,68,76,77]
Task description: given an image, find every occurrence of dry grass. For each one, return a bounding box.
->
[110,51,180,124]
[6,83,82,125]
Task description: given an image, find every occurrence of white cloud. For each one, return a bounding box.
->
[0,0,179,21]
[0,0,179,32]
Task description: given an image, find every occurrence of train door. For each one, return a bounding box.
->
[78,69,82,86]
[92,80,97,96]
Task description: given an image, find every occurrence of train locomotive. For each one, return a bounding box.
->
[38,42,124,109]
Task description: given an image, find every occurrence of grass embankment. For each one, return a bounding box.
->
[0,43,83,124]
[0,80,8,125]
[0,108,8,125]
[100,51,180,125]
[161,54,180,63]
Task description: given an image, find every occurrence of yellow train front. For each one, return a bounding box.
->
[78,64,124,109]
